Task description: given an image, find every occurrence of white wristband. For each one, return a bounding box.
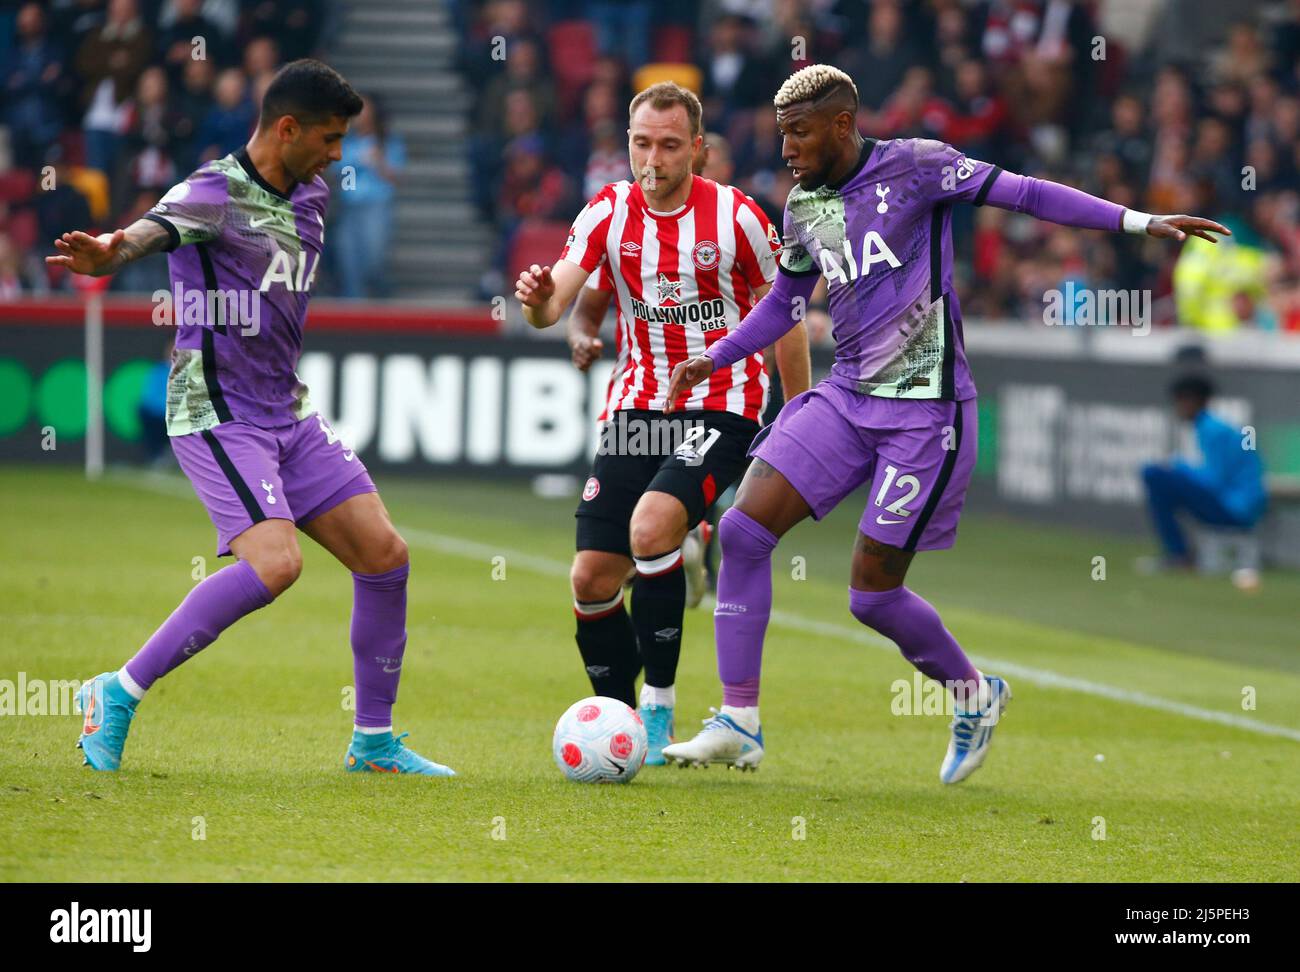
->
[1122,209,1153,234]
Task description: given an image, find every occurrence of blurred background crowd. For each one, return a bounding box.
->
[455,0,1300,334]
[0,0,406,298]
[2,0,1300,334]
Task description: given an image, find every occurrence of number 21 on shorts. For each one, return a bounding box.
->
[873,464,920,525]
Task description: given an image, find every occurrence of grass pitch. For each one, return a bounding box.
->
[1,465,1298,881]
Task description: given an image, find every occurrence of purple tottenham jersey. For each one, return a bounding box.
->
[144,147,328,434]
[779,137,997,401]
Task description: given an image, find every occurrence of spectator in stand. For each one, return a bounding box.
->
[701,131,734,185]
[155,0,231,86]
[589,0,651,72]
[242,35,280,91]
[698,14,769,131]
[4,2,67,168]
[171,55,216,174]
[244,0,325,62]
[75,0,154,174]
[839,0,929,111]
[332,95,405,299]
[868,66,952,139]
[498,134,571,225]
[1089,94,1153,186]
[118,66,180,216]
[583,121,626,201]
[195,67,254,163]
[943,59,1008,161]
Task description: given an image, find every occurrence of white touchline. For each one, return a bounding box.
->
[114,471,1300,744]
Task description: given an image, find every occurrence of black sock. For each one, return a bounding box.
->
[632,549,686,691]
[575,596,640,708]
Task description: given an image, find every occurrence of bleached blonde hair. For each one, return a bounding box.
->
[773,64,858,111]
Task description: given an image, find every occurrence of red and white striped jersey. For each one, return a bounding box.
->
[560,175,780,422]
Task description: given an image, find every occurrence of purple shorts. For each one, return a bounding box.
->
[171,413,377,556]
[750,380,978,552]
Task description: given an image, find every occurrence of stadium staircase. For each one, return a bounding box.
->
[328,0,492,302]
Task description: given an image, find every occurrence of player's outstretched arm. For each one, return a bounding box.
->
[45,218,172,277]
[516,260,590,329]
[565,284,612,371]
[979,170,1231,243]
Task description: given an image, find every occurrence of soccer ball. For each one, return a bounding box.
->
[552,696,648,783]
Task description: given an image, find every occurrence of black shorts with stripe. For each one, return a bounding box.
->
[575,409,760,557]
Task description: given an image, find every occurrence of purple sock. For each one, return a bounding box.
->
[848,586,982,704]
[715,507,778,708]
[124,559,273,690]
[351,563,409,729]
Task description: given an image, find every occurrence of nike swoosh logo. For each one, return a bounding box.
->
[875,515,908,525]
[382,664,401,674]
[82,690,98,735]
[249,215,279,228]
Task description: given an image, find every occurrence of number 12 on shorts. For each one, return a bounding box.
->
[874,464,920,524]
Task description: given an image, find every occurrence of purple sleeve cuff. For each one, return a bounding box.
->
[981,170,1124,233]
[705,269,820,371]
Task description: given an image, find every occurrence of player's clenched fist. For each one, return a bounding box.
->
[569,334,603,371]
[663,355,715,413]
[514,263,554,307]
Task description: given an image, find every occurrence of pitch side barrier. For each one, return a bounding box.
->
[1,300,1296,561]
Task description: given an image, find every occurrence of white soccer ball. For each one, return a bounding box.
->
[552,696,648,783]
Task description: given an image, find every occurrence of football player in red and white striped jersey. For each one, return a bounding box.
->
[516,82,810,764]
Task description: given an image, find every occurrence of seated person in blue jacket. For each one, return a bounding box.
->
[1142,374,1267,568]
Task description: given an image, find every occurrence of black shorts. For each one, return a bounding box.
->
[576,409,761,556]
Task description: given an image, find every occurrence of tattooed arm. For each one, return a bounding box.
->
[45,219,173,277]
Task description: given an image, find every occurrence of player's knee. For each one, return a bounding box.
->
[718,506,777,559]
[368,531,408,574]
[570,558,623,604]
[628,516,675,559]
[847,585,905,632]
[254,546,303,597]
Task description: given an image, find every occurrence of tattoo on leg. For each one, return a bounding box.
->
[855,533,914,578]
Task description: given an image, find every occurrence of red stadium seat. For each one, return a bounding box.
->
[5,208,39,252]
[507,219,574,285]
[0,170,37,204]
[653,25,694,64]
[548,20,598,121]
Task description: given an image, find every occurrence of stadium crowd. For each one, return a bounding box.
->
[2,0,1299,333]
[456,0,1300,334]
[0,0,393,296]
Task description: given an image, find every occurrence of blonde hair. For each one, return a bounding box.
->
[629,81,703,137]
[773,64,858,111]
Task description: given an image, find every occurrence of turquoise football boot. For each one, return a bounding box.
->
[344,730,455,777]
[76,671,138,771]
[638,703,674,766]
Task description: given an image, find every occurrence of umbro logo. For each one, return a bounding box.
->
[621,241,641,254]
[654,627,680,641]
[586,665,611,677]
